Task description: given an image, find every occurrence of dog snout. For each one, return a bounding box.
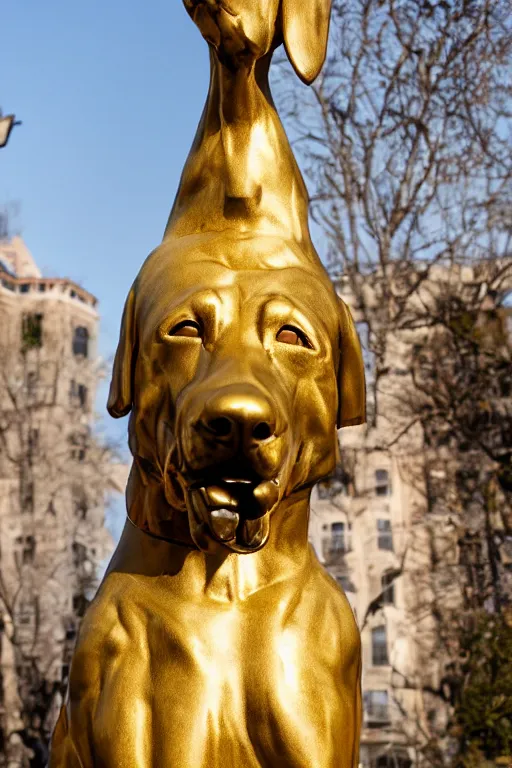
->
[200,385,276,449]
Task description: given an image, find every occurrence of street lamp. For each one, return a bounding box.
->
[0,114,21,148]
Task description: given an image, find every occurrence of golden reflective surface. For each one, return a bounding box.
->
[50,1,365,764]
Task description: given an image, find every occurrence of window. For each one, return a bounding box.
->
[77,384,88,408]
[336,575,349,591]
[72,326,89,357]
[17,598,33,626]
[19,284,30,294]
[377,519,393,551]
[322,521,351,560]
[381,570,395,605]
[318,483,334,500]
[72,541,87,569]
[372,626,389,666]
[22,536,36,565]
[26,371,37,399]
[375,469,390,496]
[427,465,447,510]
[376,755,412,768]
[20,477,34,513]
[336,575,356,594]
[317,464,351,499]
[69,432,87,462]
[364,690,389,724]
[331,522,346,553]
[21,314,43,350]
[69,380,88,409]
[72,486,88,520]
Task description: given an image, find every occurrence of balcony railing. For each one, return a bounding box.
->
[322,535,352,558]
[365,703,391,724]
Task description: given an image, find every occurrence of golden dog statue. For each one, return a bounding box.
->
[50,1,366,765]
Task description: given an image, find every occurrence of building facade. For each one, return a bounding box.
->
[0,236,116,759]
[309,441,422,768]
[308,263,512,768]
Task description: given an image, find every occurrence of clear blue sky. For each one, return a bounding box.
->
[1,1,213,538]
[0,0,316,542]
[1,0,209,356]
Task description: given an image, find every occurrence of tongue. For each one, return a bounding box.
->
[209,509,240,541]
[187,484,272,550]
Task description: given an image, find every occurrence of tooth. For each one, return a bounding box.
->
[205,486,237,508]
[210,509,240,541]
[253,480,279,515]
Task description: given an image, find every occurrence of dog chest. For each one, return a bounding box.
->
[79,574,356,768]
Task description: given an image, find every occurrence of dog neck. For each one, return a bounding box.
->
[107,490,313,603]
[164,49,311,246]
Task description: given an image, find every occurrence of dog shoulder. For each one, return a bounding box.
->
[51,574,143,765]
[302,563,361,673]
[69,573,144,694]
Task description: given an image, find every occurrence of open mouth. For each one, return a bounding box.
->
[185,460,279,550]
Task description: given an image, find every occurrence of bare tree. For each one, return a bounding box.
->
[277,0,511,419]
[0,299,118,766]
[278,1,512,763]
[398,267,512,765]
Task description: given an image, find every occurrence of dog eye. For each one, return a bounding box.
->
[276,325,311,348]
[168,321,202,338]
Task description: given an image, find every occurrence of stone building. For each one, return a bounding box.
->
[308,263,512,768]
[309,441,422,768]
[0,236,117,756]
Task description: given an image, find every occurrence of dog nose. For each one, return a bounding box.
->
[202,386,276,445]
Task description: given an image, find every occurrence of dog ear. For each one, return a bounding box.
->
[282,0,333,85]
[107,287,137,419]
[336,297,366,428]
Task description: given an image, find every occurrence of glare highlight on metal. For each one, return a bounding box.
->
[49,1,366,765]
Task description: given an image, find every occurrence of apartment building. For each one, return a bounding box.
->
[0,236,116,751]
[309,443,421,768]
[309,262,512,768]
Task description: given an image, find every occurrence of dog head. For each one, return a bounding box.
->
[108,232,365,554]
[182,0,333,84]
